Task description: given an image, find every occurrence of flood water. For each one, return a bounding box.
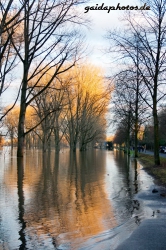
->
[0,148,161,249]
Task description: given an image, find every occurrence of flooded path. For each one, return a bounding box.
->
[0,148,163,249]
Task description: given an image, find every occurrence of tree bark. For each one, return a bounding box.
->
[134,42,139,158]
[54,114,60,152]
[17,2,29,157]
[70,140,77,152]
[42,135,47,153]
[153,98,160,165]
[17,99,26,157]
[10,128,14,149]
[54,130,60,152]
[80,143,86,151]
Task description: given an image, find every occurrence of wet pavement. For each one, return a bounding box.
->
[115,219,166,250]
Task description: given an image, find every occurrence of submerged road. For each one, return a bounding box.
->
[115,150,166,250]
[115,219,166,250]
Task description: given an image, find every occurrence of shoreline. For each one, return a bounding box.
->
[137,153,166,188]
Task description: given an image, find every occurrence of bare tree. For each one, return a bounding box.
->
[28,71,71,152]
[12,0,87,157]
[79,93,109,151]
[63,64,111,151]
[112,68,149,156]
[113,123,129,147]
[0,0,24,120]
[4,105,19,148]
[107,0,166,165]
[31,90,54,152]
[64,79,81,151]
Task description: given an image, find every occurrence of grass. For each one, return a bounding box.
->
[137,153,166,187]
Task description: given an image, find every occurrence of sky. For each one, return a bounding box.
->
[82,0,141,134]
[82,0,141,69]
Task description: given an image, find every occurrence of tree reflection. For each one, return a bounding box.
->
[134,159,138,194]
[17,158,27,249]
[0,149,154,249]
[22,149,116,247]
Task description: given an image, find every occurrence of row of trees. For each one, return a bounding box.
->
[1,0,112,156]
[107,0,166,165]
[4,64,111,152]
[113,107,166,152]
[111,68,148,157]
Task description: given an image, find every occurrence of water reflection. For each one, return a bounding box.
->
[23,150,117,249]
[17,158,27,249]
[0,149,155,249]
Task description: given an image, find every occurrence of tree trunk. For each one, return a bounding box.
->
[11,129,14,150]
[25,133,31,149]
[153,101,160,165]
[126,134,130,155]
[70,140,77,152]
[135,43,139,158]
[17,6,29,157]
[17,101,26,157]
[54,115,60,152]
[73,143,77,152]
[134,121,138,157]
[127,106,131,155]
[48,136,51,152]
[42,135,47,152]
[55,130,60,152]
[80,143,86,151]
